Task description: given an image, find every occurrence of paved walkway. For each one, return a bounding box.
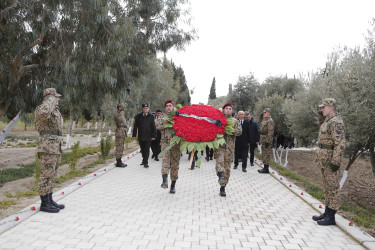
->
[0,151,366,249]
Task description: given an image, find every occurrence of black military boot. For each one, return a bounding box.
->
[116,158,127,168]
[220,186,226,197]
[313,207,327,221]
[154,155,159,161]
[161,174,168,189]
[258,164,269,174]
[217,172,225,186]
[40,194,60,213]
[144,161,149,168]
[170,180,176,194]
[49,193,65,209]
[317,207,336,226]
[234,164,238,169]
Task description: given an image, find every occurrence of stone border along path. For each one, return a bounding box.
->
[0,149,371,249]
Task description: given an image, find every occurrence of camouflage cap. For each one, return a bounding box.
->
[263,108,271,113]
[318,98,336,108]
[43,88,61,97]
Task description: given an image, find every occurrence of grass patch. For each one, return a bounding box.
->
[0,199,17,209]
[60,147,100,165]
[5,189,39,198]
[54,169,91,184]
[340,202,375,227]
[0,162,37,187]
[83,158,106,169]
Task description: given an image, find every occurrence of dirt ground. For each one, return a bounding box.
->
[285,149,375,237]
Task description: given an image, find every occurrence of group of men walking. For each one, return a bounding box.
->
[35,88,345,227]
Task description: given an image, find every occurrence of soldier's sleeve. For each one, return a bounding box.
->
[267,120,275,137]
[331,120,346,166]
[155,114,169,130]
[37,100,55,118]
[233,119,242,136]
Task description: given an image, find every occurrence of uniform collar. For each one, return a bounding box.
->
[325,113,336,121]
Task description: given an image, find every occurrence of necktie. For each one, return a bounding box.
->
[241,120,243,126]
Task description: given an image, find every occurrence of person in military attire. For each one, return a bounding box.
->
[312,98,345,226]
[258,108,275,174]
[151,109,162,161]
[214,103,242,197]
[132,103,157,168]
[155,99,181,194]
[35,88,65,213]
[114,103,127,168]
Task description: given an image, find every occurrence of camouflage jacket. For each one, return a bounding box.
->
[318,113,346,166]
[155,112,174,142]
[114,110,127,138]
[224,115,242,148]
[35,97,63,155]
[260,116,275,145]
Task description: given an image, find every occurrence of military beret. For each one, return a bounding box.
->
[142,103,150,108]
[319,98,336,108]
[263,108,271,113]
[222,102,233,109]
[43,88,61,97]
[164,99,174,107]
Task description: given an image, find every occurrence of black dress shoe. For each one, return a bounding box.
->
[242,168,247,172]
[140,162,144,165]
[144,164,149,168]
[234,165,238,169]
[251,163,254,166]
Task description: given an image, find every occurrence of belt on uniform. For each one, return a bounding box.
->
[39,130,62,136]
[319,144,334,150]
[260,132,268,135]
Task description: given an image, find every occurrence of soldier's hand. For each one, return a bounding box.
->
[330,163,340,172]
[151,138,156,141]
[215,120,222,126]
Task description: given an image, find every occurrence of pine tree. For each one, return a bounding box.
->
[209,77,217,100]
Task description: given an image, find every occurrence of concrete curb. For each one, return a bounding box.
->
[253,157,375,249]
[0,149,141,235]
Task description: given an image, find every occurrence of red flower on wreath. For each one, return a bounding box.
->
[173,104,227,142]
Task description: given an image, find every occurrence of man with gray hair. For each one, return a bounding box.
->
[234,111,250,172]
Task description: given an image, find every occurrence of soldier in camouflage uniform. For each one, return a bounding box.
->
[155,99,181,194]
[312,98,346,226]
[35,88,65,213]
[114,103,127,168]
[214,103,242,197]
[258,108,275,174]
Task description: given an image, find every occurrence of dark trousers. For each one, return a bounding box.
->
[151,140,161,158]
[188,151,198,169]
[139,141,151,164]
[235,146,249,169]
[249,144,257,164]
[206,146,213,159]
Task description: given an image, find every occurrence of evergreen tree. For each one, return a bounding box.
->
[209,77,217,100]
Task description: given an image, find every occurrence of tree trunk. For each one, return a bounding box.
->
[345,149,363,171]
[370,145,375,176]
[0,111,22,144]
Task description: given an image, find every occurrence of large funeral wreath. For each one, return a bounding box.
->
[159,104,236,167]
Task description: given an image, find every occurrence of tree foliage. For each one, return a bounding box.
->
[208,77,216,100]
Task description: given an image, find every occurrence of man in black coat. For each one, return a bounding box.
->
[234,111,251,172]
[151,109,162,161]
[132,103,157,168]
[246,112,260,166]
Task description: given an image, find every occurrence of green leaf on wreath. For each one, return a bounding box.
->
[158,144,173,157]
[165,123,173,128]
[212,140,219,149]
[176,104,182,109]
[207,141,214,149]
[218,138,226,146]
[170,136,179,145]
[187,143,195,152]
[217,134,224,138]
[180,140,188,152]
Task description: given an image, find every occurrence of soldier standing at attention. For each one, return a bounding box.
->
[313,98,345,226]
[155,99,181,194]
[132,103,156,168]
[214,103,242,197]
[35,88,65,213]
[258,108,275,174]
[114,103,127,168]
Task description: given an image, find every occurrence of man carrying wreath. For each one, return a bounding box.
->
[155,99,181,194]
[214,103,242,197]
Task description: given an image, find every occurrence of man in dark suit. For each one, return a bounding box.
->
[234,111,250,172]
[151,109,162,161]
[246,112,260,166]
[132,103,157,168]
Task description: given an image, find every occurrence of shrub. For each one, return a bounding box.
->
[100,135,112,158]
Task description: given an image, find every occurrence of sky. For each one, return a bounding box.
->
[166,0,375,104]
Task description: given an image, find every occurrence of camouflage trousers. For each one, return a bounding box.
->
[115,136,125,159]
[161,139,181,181]
[38,153,61,196]
[261,144,271,165]
[317,149,340,210]
[214,144,234,185]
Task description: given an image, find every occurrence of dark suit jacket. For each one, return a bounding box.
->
[235,119,250,150]
[249,119,260,144]
[132,112,157,141]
